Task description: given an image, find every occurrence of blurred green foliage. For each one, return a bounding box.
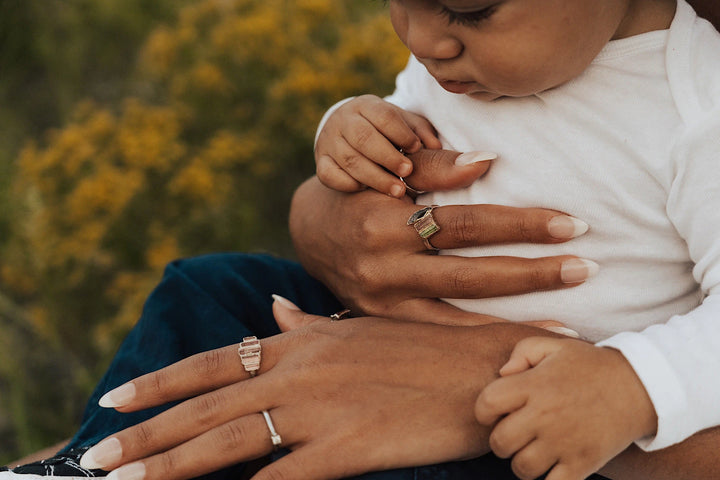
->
[0,0,408,463]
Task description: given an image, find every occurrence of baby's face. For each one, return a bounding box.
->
[388,0,668,100]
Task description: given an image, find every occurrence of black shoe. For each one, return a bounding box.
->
[0,448,107,478]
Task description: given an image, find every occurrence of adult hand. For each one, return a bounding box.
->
[290,149,594,326]
[78,304,547,480]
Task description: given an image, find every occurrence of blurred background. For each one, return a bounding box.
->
[0,0,408,463]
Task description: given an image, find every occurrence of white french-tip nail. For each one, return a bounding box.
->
[455,151,498,166]
[272,294,300,311]
[560,258,600,284]
[545,326,582,338]
[106,462,146,480]
[80,437,122,469]
[98,382,136,408]
[547,215,590,239]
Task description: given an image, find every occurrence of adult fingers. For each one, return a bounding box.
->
[83,378,281,472]
[272,295,335,332]
[104,409,293,480]
[389,297,508,326]
[252,444,352,480]
[402,149,494,192]
[99,341,280,413]
[427,204,590,248]
[405,254,597,300]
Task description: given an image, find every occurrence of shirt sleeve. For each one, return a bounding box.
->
[597,108,720,450]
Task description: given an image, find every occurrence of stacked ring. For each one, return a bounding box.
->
[238,336,261,377]
[262,410,283,450]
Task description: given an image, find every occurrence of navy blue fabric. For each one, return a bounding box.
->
[63,253,607,480]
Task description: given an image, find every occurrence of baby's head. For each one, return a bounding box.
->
[386,0,676,100]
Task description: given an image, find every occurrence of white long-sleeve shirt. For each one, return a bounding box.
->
[317,0,720,450]
[388,0,720,450]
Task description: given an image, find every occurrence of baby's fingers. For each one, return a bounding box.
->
[321,133,409,197]
[474,377,527,425]
[402,111,443,151]
[499,337,566,376]
[316,153,365,192]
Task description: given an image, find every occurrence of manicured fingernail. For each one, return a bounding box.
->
[545,326,581,338]
[272,294,300,311]
[98,382,136,408]
[80,437,122,469]
[548,215,589,239]
[561,258,599,283]
[397,162,413,177]
[390,183,405,198]
[455,151,498,166]
[106,462,146,480]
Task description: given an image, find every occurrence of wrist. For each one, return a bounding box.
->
[601,346,658,440]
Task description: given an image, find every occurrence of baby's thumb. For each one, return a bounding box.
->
[499,337,564,376]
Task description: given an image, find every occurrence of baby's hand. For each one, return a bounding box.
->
[475,337,658,480]
[315,95,442,197]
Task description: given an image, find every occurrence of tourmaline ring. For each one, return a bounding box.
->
[407,205,440,251]
[238,336,261,377]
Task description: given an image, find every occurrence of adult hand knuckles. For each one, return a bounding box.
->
[133,422,156,449]
[190,392,225,428]
[215,420,251,453]
[447,208,484,245]
[513,214,540,242]
[149,369,170,399]
[447,266,487,297]
[254,462,296,480]
[158,450,179,477]
[357,213,391,250]
[525,261,556,290]
[192,349,224,379]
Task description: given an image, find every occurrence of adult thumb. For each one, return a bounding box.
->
[403,148,496,192]
[272,294,327,332]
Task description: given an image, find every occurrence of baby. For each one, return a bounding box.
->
[315,1,720,479]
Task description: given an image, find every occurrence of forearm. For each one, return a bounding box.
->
[289,176,338,279]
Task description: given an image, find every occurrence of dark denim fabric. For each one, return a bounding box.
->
[63,253,607,480]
